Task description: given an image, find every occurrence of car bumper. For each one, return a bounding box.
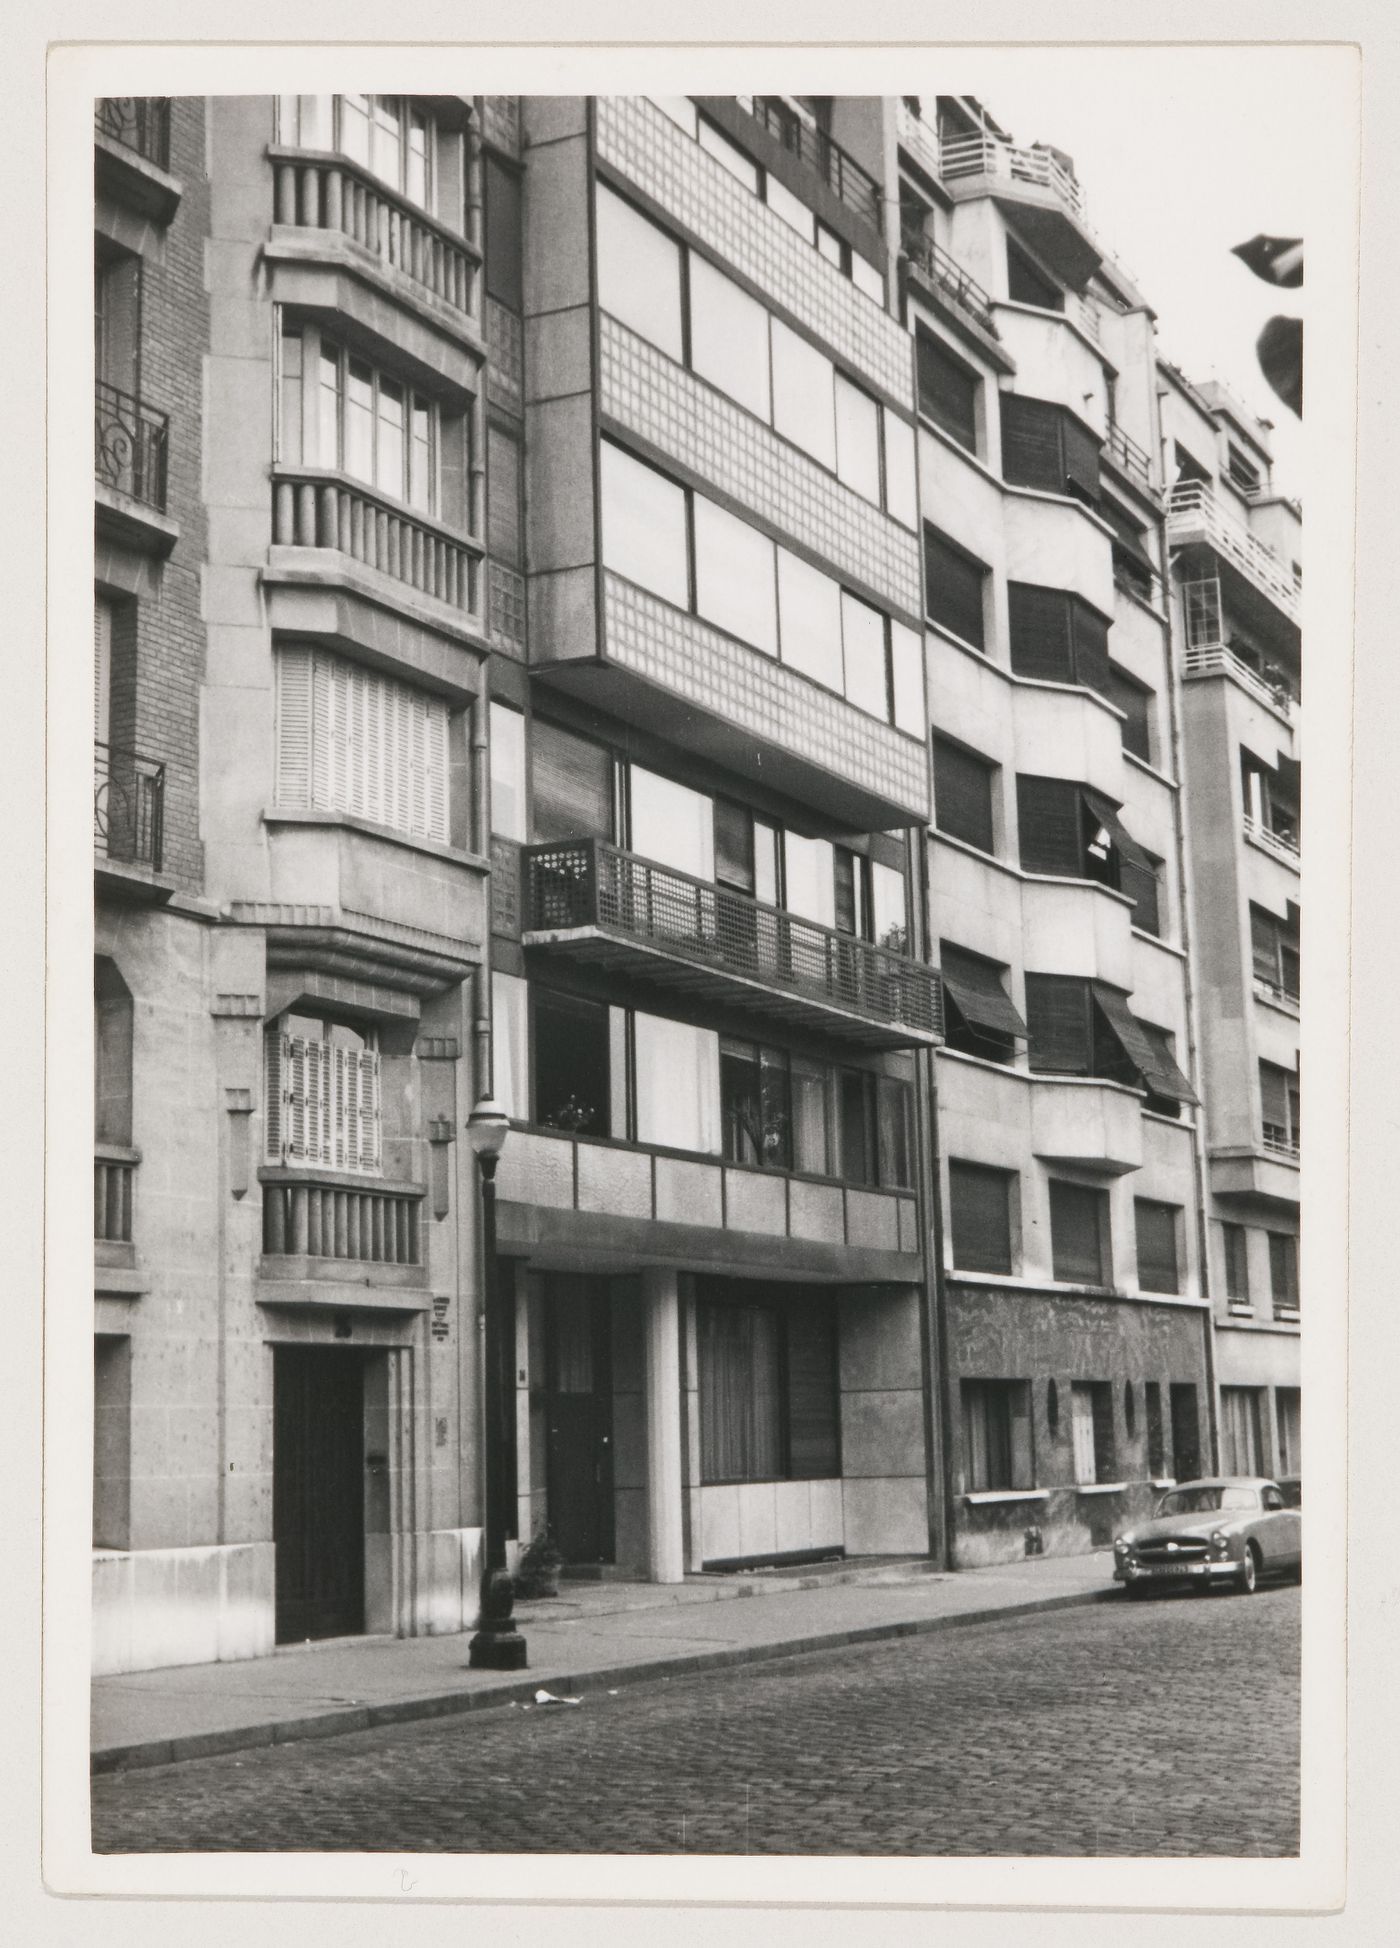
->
[1114,1558,1239,1585]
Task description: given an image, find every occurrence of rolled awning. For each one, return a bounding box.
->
[940,950,1029,1040]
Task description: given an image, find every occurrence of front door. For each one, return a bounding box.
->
[273,1346,366,1643]
[545,1282,613,1565]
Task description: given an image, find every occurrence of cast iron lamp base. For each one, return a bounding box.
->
[468,1565,528,1670]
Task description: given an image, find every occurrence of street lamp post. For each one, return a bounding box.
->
[466,1095,527,1670]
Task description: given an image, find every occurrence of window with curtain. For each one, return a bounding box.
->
[924,526,988,648]
[1050,1181,1111,1287]
[275,647,450,843]
[916,334,980,452]
[949,1160,1016,1274]
[962,1380,1033,1491]
[265,1013,380,1174]
[627,765,715,881]
[1219,1387,1264,1476]
[933,736,996,853]
[1135,1199,1181,1294]
[633,1012,721,1154]
[698,1295,839,1485]
[1275,1388,1301,1478]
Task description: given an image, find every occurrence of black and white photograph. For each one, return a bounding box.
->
[18,13,1384,1933]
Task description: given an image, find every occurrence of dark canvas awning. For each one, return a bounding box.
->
[941,950,1029,1040]
[1135,1022,1199,1105]
[1081,788,1156,875]
[1091,984,1198,1105]
[1101,496,1156,575]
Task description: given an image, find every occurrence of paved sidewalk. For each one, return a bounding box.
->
[92,1551,1115,1772]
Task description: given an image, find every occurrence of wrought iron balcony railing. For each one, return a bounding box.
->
[523,839,943,1047]
[95,381,169,513]
[735,96,883,231]
[94,742,165,871]
[902,232,997,335]
[95,97,171,171]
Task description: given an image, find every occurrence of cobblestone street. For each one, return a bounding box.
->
[93,1583,1299,1857]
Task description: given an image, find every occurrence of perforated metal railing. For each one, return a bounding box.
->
[524,839,943,1037]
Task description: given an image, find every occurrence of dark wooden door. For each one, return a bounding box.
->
[545,1284,613,1564]
[1170,1382,1202,1484]
[273,1346,366,1643]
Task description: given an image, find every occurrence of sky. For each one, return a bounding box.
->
[903,47,1329,498]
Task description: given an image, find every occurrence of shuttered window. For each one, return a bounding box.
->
[1024,974,1093,1075]
[1251,903,1300,999]
[94,594,112,744]
[275,648,449,843]
[1107,664,1154,762]
[940,943,1027,1062]
[962,1380,1033,1491]
[933,736,996,853]
[531,718,614,844]
[916,333,980,452]
[266,1014,381,1174]
[924,526,987,648]
[1016,775,1083,876]
[1219,1388,1264,1476]
[949,1160,1016,1275]
[1001,394,1102,504]
[1135,1021,1197,1105]
[1069,1380,1115,1481]
[1135,1199,1181,1293]
[1006,241,1062,311]
[1222,1222,1251,1301]
[1007,584,1112,698]
[1120,855,1162,937]
[1268,1233,1299,1310]
[1051,1182,1110,1287]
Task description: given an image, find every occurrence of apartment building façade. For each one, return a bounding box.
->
[88,89,1302,1674]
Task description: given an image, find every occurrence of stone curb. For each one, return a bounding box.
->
[92,1586,1115,1775]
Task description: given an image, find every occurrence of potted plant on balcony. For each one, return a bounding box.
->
[513,1526,564,1600]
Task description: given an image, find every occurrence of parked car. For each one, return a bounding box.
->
[1112,1477,1302,1597]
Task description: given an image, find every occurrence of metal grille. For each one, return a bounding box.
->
[1167,481,1300,622]
[524,838,943,1037]
[1106,421,1153,491]
[94,741,165,870]
[95,97,171,170]
[94,381,168,511]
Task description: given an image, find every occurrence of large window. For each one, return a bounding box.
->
[1135,1199,1181,1294]
[1070,1381,1115,1484]
[532,990,614,1138]
[917,334,980,453]
[530,717,615,845]
[275,647,450,843]
[962,1379,1033,1491]
[1251,902,1301,1002]
[1007,583,1111,698]
[1001,394,1101,504]
[601,441,924,734]
[924,526,988,648]
[595,182,685,362]
[279,325,442,515]
[1049,1181,1111,1287]
[1006,240,1062,311]
[265,1013,381,1174]
[721,1039,792,1169]
[278,95,436,210]
[939,944,1027,1064]
[949,1160,1017,1275]
[698,1294,840,1485]
[633,1013,722,1154]
[933,737,996,853]
[1219,1387,1264,1477]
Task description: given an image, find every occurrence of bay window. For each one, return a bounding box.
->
[265,1013,381,1174]
[280,324,441,515]
[278,95,435,211]
[275,646,450,844]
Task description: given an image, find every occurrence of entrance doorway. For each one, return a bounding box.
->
[273,1345,367,1643]
[544,1280,614,1565]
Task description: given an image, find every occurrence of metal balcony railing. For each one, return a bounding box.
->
[524,839,943,1042]
[94,742,165,871]
[94,381,169,512]
[1243,813,1300,864]
[272,468,483,616]
[95,1148,137,1243]
[1184,645,1296,721]
[262,1175,424,1265]
[1261,1123,1300,1161]
[95,97,171,171]
[1106,421,1154,492]
[939,133,1086,221]
[270,146,479,316]
[1167,480,1301,622]
[895,100,943,184]
[902,233,997,335]
[735,96,883,231]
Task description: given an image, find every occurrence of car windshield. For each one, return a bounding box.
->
[1156,1486,1259,1516]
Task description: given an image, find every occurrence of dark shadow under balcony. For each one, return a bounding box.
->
[522,840,943,1050]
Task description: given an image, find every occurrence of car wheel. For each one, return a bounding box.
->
[1236,1543,1260,1595]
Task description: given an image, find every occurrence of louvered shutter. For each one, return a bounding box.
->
[939,945,1028,1039]
[924,528,986,648]
[1007,583,1074,682]
[1061,413,1102,503]
[276,648,313,810]
[310,653,334,811]
[933,737,996,852]
[1135,1199,1180,1293]
[1016,775,1083,875]
[1024,974,1092,1074]
[1069,1384,1098,1480]
[1071,600,1111,699]
[1259,1061,1290,1128]
[287,1032,307,1161]
[1137,1023,1197,1104]
[359,1046,380,1172]
[426,698,449,842]
[1000,394,1064,493]
[948,1159,1014,1273]
[336,1041,353,1172]
[1107,665,1153,761]
[264,1029,284,1161]
[1120,857,1161,936]
[1053,1191,1108,1289]
[1251,905,1278,980]
[917,335,978,452]
[94,595,112,745]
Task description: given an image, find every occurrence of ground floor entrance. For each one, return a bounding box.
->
[543,1278,615,1565]
[273,1345,367,1643]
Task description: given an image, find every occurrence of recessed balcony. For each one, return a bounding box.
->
[903,233,999,340]
[939,133,1103,287]
[1167,481,1301,635]
[521,839,943,1050]
[94,98,181,224]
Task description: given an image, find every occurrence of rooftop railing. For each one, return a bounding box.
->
[523,838,943,1043]
[735,96,883,231]
[95,97,171,171]
[939,132,1086,221]
[94,742,165,871]
[902,232,997,335]
[94,381,169,513]
[895,100,943,183]
[1167,480,1301,622]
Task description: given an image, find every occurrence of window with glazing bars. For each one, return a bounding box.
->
[277,95,436,209]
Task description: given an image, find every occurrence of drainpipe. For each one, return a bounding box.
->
[914,824,957,1570]
[1154,381,1219,1475]
[465,102,483,325]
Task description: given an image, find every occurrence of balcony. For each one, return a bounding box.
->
[1184,644,1295,724]
[1261,1123,1301,1162]
[903,233,998,338]
[1105,422,1155,496]
[521,839,943,1050]
[540,571,930,831]
[95,1147,138,1244]
[262,1174,423,1264]
[939,133,1101,286]
[95,97,170,169]
[895,100,943,186]
[268,147,479,322]
[734,96,883,232]
[95,381,168,516]
[94,99,181,225]
[1253,974,1300,1015]
[1244,813,1300,867]
[95,742,165,873]
[270,468,484,627]
[1167,481,1301,631]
